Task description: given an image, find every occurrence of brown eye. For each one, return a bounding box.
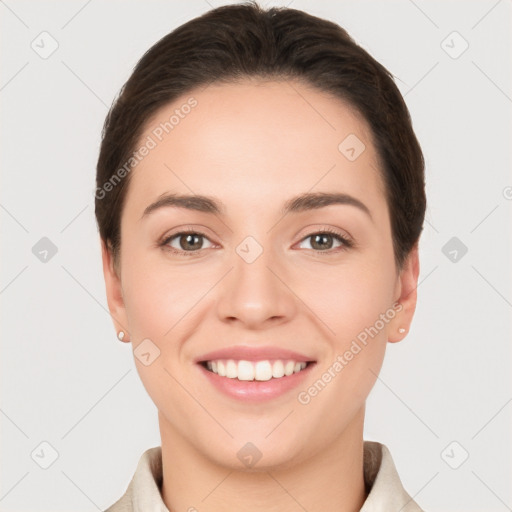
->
[310,233,335,250]
[297,230,352,253]
[163,231,214,254]
[178,233,203,251]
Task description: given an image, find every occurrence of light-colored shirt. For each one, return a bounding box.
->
[104,441,424,512]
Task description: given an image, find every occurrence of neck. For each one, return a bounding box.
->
[159,409,367,512]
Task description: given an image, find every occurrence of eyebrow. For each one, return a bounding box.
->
[140,191,372,220]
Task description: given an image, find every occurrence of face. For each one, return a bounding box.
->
[102,79,419,470]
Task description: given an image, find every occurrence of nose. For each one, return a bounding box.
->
[215,240,297,329]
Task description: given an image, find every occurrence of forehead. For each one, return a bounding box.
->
[124,79,386,219]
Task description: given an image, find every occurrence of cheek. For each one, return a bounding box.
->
[119,236,211,336]
[294,265,395,431]
[297,258,398,344]
[121,238,397,347]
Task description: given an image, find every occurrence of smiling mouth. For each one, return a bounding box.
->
[199,359,314,381]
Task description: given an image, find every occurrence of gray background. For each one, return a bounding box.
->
[1,1,511,510]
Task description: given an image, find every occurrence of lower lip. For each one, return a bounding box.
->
[197,362,316,402]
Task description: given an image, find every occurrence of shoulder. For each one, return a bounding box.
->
[361,441,426,512]
[103,446,168,512]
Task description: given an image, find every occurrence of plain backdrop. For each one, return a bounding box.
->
[1,1,511,511]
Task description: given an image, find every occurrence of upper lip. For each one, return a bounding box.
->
[195,345,316,363]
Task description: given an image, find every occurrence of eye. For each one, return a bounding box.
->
[159,227,353,257]
[161,230,214,255]
[297,228,353,254]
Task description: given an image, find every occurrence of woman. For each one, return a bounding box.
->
[96,2,426,510]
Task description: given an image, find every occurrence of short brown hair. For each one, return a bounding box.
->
[95,1,426,269]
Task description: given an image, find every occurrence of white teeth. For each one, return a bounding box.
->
[204,359,309,381]
[272,360,285,378]
[226,360,237,378]
[284,361,295,376]
[237,360,254,381]
[255,361,272,381]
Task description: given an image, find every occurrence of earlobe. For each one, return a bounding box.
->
[388,244,420,343]
[101,238,130,342]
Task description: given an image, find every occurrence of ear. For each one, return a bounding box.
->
[388,243,420,343]
[101,238,130,342]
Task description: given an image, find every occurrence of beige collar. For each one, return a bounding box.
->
[104,441,424,512]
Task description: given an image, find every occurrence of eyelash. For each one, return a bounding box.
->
[159,227,353,257]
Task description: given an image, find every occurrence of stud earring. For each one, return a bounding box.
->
[117,331,125,341]
[398,328,406,334]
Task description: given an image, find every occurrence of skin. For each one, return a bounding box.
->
[102,79,420,512]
